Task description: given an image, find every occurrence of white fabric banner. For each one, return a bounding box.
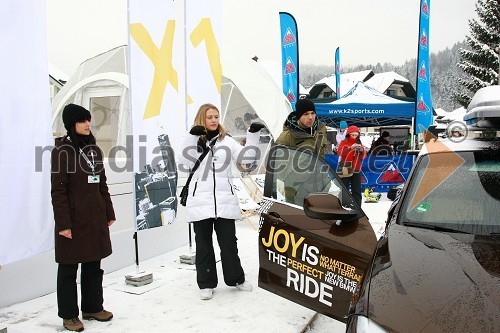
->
[0,0,54,265]
[128,0,222,230]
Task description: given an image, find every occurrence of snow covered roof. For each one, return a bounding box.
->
[434,107,466,129]
[309,70,416,100]
[308,70,375,99]
[434,107,449,117]
[364,71,409,92]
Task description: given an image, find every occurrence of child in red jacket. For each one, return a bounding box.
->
[337,125,367,207]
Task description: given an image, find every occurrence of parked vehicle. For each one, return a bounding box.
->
[258,86,500,332]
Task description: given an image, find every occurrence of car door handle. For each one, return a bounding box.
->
[261,212,285,225]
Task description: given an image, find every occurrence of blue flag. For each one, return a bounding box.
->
[415,0,433,134]
[335,47,341,100]
[279,12,299,111]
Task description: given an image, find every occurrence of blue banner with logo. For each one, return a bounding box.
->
[335,47,340,100]
[325,154,414,192]
[279,12,299,111]
[415,0,433,134]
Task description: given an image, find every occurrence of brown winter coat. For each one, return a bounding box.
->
[51,136,115,264]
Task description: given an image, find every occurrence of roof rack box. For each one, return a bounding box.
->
[464,86,500,129]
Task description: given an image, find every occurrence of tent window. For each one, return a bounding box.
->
[89,95,120,157]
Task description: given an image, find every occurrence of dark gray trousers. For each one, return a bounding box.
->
[341,171,363,208]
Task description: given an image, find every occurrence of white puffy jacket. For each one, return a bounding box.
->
[177,130,260,222]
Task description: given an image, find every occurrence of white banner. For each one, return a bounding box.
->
[128,0,222,230]
[0,0,54,265]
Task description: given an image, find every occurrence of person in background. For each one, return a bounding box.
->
[177,103,264,301]
[275,98,327,158]
[335,120,348,147]
[338,125,367,208]
[369,131,394,155]
[449,126,464,138]
[51,104,115,332]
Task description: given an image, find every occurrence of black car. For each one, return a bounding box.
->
[257,87,500,332]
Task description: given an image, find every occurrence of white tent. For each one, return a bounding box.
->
[220,45,291,140]
[51,45,130,155]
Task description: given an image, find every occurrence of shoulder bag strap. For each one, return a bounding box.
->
[184,137,217,187]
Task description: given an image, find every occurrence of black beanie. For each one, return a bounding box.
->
[295,99,315,119]
[62,104,91,131]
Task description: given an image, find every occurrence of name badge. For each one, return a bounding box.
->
[88,175,100,184]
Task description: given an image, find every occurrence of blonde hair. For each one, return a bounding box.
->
[193,103,227,140]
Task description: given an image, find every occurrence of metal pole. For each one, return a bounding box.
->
[133,231,139,273]
[188,223,193,251]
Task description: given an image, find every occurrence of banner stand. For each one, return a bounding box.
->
[179,224,196,264]
[125,232,153,286]
[178,0,196,266]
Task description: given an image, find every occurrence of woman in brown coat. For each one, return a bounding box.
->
[51,104,115,332]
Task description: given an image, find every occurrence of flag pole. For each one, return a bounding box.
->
[179,0,196,265]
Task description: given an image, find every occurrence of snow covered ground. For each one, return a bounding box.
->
[0,197,392,333]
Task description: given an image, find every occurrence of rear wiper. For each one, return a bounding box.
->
[403,222,470,234]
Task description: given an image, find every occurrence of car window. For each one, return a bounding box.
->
[400,151,500,235]
[264,145,357,209]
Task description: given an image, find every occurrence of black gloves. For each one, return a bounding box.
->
[189,125,207,136]
[249,122,265,133]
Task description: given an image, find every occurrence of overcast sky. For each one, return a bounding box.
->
[46,0,478,77]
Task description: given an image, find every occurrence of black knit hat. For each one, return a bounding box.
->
[62,104,91,131]
[295,99,316,119]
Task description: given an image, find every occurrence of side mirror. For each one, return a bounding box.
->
[303,193,358,223]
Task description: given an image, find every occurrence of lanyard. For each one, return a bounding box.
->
[67,136,96,175]
[79,148,96,175]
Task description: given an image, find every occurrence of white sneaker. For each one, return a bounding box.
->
[236,281,253,292]
[200,288,213,300]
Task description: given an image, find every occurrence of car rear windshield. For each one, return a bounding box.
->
[400,151,500,235]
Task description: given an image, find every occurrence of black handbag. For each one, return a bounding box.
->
[179,138,216,206]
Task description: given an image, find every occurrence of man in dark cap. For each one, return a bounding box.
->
[275,98,327,158]
[275,98,330,205]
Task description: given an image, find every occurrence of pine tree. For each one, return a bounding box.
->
[455,0,500,107]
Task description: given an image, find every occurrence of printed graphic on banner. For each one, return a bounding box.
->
[287,86,297,104]
[283,27,296,45]
[417,93,430,111]
[279,12,299,111]
[377,163,405,184]
[128,0,222,230]
[415,0,433,134]
[284,57,296,75]
[325,154,412,192]
[360,171,367,185]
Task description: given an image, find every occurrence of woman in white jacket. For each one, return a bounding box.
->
[178,103,264,300]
